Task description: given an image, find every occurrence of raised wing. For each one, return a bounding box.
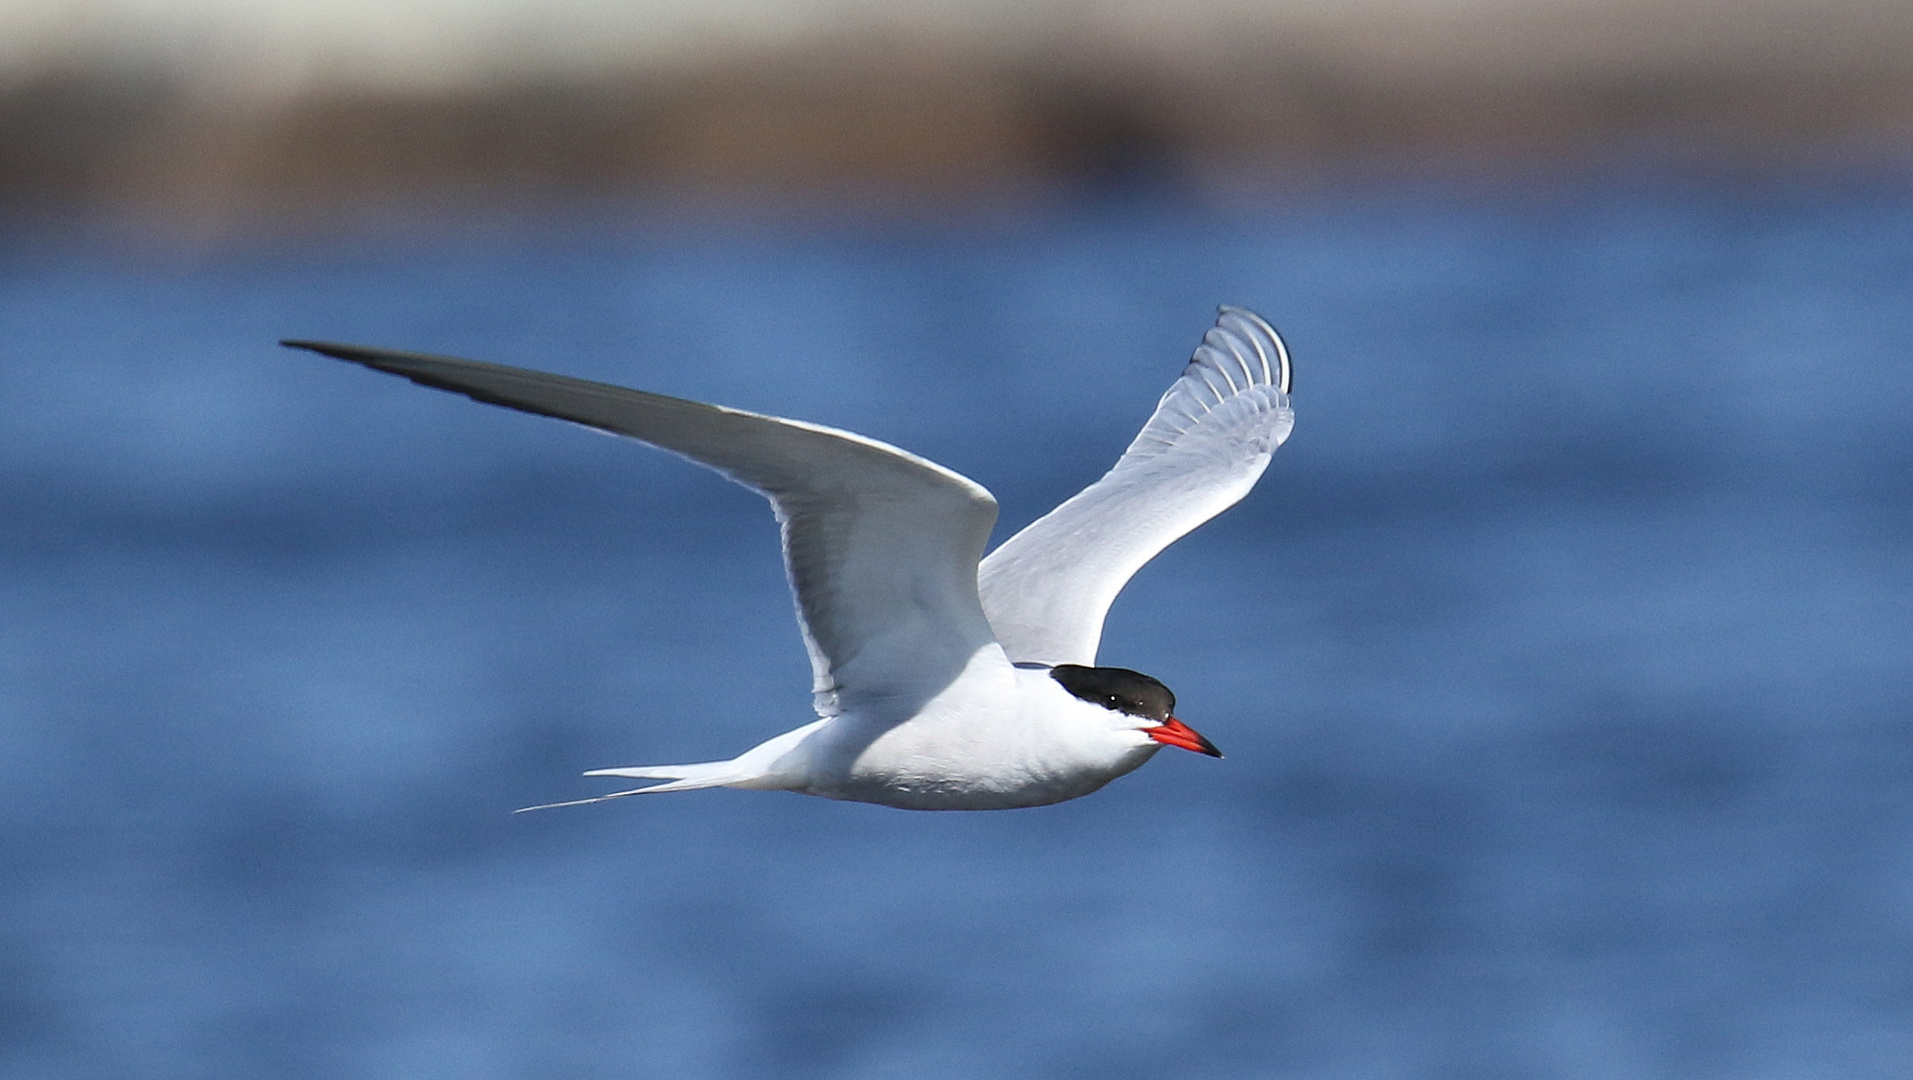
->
[976,307,1293,666]
[284,341,1001,716]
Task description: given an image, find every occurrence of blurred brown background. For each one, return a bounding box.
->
[4,0,1912,226]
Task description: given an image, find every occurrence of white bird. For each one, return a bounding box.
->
[283,306,1293,811]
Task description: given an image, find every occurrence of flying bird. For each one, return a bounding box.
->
[283,306,1293,810]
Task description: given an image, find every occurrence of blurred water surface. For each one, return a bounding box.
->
[3,178,1913,1078]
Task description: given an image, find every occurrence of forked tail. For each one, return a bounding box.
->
[513,760,760,812]
[513,719,828,812]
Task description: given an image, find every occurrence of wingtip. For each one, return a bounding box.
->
[279,339,360,361]
[1213,305,1292,396]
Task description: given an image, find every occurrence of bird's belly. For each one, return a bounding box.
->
[798,723,1161,811]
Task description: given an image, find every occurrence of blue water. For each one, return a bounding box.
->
[4,179,1913,1078]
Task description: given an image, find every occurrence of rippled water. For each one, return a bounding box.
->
[4,179,1912,1078]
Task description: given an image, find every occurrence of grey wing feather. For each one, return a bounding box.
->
[975,307,1293,666]
[283,340,1001,715]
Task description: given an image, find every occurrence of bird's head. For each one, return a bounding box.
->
[1049,663,1221,757]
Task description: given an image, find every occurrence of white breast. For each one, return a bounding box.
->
[790,658,1162,810]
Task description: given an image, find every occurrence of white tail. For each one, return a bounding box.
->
[514,718,829,812]
[513,762,753,812]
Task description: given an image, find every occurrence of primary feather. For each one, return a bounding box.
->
[977,307,1294,666]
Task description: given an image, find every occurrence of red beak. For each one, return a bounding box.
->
[1146,717,1222,757]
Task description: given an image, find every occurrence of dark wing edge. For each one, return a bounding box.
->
[283,340,1002,710]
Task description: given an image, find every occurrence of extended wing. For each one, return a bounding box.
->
[284,341,1001,716]
[976,307,1293,666]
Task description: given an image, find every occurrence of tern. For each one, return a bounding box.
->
[283,306,1293,810]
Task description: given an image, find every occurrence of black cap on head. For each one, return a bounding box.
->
[1050,664,1176,721]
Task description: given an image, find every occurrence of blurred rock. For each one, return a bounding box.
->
[3,10,1912,227]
